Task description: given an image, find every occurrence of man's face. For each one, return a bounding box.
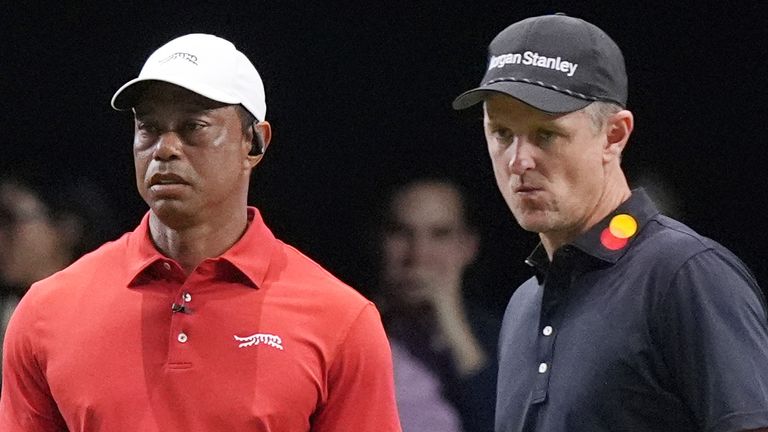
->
[381,182,477,304]
[0,183,60,288]
[132,82,251,228]
[483,95,608,240]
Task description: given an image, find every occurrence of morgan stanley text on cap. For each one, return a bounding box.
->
[111,33,267,121]
[452,14,627,114]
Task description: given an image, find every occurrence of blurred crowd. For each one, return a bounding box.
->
[0,174,120,379]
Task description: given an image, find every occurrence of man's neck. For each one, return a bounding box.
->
[541,180,632,261]
[148,208,249,275]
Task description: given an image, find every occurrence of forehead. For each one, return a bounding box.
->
[0,182,47,219]
[483,94,584,126]
[133,82,230,115]
[389,182,465,227]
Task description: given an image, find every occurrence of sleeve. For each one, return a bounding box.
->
[390,339,463,432]
[310,303,402,432]
[452,356,497,432]
[658,248,768,432]
[447,306,500,432]
[0,293,68,431]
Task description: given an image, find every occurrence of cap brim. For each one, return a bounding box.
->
[111,79,150,111]
[110,76,241,111]
[452,81,591,114]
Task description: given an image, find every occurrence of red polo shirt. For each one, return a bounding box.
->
[0,208,401,431]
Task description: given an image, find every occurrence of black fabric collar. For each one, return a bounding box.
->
[525,188,660,280]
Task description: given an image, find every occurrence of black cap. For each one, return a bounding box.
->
[452,14,627,114]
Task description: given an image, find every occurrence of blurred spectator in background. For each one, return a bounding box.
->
[0,175,119,379]
[390,338,463,432]
[377,177,499,432]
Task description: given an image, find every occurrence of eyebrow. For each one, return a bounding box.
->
[133,105,223,118]
[484,111,566,129]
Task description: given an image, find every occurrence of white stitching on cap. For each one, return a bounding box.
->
[485,77,599,102]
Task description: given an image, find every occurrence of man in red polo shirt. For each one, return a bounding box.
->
[0,33,402,432]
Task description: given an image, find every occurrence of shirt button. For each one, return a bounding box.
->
[538,362,548,374]
[177,332,188,343]
[163,262,171,271]
[542,326,553,336]
[183,292,192,302]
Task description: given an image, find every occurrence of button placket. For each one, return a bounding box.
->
[533,259,571,404]
[168,283,194,365]
[533,309,557,404]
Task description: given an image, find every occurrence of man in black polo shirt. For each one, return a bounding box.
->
[452,13,768,432]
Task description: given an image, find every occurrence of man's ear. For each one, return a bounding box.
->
[245,121,272,168]
[603,110,633,162]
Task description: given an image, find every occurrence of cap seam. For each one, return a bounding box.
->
[484,77,600,102]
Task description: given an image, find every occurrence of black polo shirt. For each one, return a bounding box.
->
[496,189,768,432]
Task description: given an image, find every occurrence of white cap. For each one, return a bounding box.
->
[111,33,266,121]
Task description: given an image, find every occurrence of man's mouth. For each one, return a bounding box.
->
[149,173,189,187]
[514,185,541,194]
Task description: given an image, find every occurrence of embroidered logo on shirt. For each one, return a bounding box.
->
[600,213,638,250]
[234,333,284,350]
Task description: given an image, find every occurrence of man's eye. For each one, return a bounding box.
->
[184,122,206,132]
[137,122,159,134]
[493,129,515,145]
[536,130,556,145]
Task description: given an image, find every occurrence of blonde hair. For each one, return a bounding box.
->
[583,101,623,133]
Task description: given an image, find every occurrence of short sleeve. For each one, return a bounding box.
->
[659,248,768,432]
[0,292,68,431]
[310,303,402,432]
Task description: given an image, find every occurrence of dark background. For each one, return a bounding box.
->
[2,2,766,315]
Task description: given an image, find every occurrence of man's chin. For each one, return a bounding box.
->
[149,201,198,229]
[513,211,553,234]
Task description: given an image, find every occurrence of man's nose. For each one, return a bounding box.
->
[509,139,535,176]
[406,235,434,264]
[153,132,183,160]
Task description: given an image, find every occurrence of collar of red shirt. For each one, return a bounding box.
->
[124,207,277,289]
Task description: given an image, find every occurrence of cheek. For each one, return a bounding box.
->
[199,159,242,194]
[209,132,231,149]
[551,156,603,208]
[382,238,408,264]
[487,148,508,178]
[133,153,151,193]
[563,152,604,189]
[14,224,57,258]
[195,142,246,180]
[488,152,517,203]
[430,243,462,269]
[133,147,151,173]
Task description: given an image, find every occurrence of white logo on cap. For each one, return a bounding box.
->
[159,52,198,65]
[489,51,578,77]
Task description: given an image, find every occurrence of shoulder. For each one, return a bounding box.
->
[634,216,765,318]
[502,276,542,324]
[508,276,541,306]
[268,240,378,328]
[19,233,130,308]
[635,216,713,261]
[631,215,755,283]
[500,276,542,335]
[277,241,370,298]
